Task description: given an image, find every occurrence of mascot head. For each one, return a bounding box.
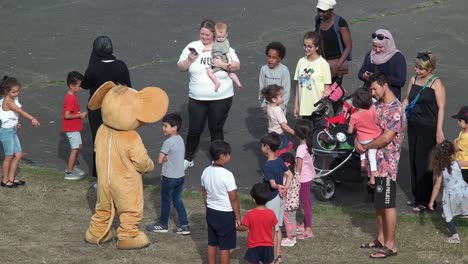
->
[88,81,169,130]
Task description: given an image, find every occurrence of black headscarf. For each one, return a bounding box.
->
[88,36,116,67]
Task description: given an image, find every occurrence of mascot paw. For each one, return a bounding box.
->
[85,228,113,245]
[116,231,150,250]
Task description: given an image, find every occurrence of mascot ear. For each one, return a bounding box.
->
[137,87,169,123]
[88,81,116,110]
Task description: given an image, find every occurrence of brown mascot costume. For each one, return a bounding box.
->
[84,81,169,250]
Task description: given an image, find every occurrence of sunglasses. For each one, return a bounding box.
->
[317,8,329,13]
[416,52,431,62]
[371,33,389,40]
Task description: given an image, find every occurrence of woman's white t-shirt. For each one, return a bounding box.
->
[178,40,239,101]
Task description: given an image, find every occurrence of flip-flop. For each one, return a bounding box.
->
[360,239,383,249]
[412,205,426,213]
[369,246,397,259]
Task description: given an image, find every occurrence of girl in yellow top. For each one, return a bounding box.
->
[452,106,468,183]
[294,31,331,120]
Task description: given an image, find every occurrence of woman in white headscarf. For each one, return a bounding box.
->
[358,29,406,99]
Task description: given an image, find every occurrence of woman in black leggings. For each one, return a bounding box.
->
[176,19,241,169]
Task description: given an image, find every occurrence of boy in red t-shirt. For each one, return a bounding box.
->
[237,183,278,264]
[62,71,88,180]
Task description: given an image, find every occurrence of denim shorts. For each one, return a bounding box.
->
[65,131,82,149]
[0,127,22,156]
[278,134,289,150]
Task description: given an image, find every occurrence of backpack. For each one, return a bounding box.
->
[315,15,352,61]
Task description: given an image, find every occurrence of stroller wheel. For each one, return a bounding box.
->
[313,178,336,201]
[313,129,337,151]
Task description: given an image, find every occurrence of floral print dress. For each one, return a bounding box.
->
[442,161,468,222]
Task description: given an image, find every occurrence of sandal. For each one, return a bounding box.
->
[297,232,313,240]
[360,239,383,249]
[412,205,426,213]
[369,246,397,259]
[12,180,25,186]
[1,181,17,188]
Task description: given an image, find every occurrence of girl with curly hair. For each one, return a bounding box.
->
[429,140,468,244]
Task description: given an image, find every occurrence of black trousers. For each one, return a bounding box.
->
[408,121,436,206]
[185,97,233,161]
[87,108,103,178]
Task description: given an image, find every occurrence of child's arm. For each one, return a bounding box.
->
[294,83,299,119]
[202,186,207,208]
[296,157,303,176]
[347,123,355,134]
[283,169,293,190]
[458,160,468,167]
[65,111,87,120]
[428,173,442,210]
[453,138,460,152]
[280,122,295,136]
[228,190,241,226]
[7,100,40,127]
[157,153,167,165]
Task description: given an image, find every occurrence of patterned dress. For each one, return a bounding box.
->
[442,161,468,222]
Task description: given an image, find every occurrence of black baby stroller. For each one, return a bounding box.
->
[309,78,365,201]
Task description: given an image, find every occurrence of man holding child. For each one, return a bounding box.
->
[355,73,405,259]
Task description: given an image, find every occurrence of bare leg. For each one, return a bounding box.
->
[207,245,217,264]
[207,68,221,92]
[274,229,282,260]
[2,155,13,184]
[8,151,23,182]
[383,208,397,251]
[219,249,231,264]
[228,72,242,89]
[375,208,385,245]
[67,148,79,172]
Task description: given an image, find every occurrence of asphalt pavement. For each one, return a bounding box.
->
[0,0,467,212]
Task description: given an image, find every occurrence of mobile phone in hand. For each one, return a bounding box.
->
[188,47,198,55]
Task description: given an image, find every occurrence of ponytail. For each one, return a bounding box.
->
[294,120,313,154]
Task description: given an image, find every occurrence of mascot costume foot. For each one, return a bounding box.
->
[84,81,169,250]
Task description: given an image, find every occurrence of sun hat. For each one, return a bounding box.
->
[317,0,337,10]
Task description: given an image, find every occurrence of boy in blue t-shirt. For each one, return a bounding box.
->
[146,113,190,235]
[260,132,292,263]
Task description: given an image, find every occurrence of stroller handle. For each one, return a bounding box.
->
[313,99,323,107]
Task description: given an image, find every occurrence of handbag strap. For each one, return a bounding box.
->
[410,75,437,105]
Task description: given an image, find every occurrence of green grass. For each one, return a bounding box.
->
[0,165,467,264]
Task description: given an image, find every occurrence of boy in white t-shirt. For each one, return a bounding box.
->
[201,140,241,264]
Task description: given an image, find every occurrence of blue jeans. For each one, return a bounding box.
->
[159,176,188,227]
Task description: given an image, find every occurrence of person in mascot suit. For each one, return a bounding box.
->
[84,81,169,250]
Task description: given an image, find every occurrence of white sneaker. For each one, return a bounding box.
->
[64,171,82,180]
[446,235,461,244]
[281,237,296,247]
[72,166,86,176]
[184,160,194,170]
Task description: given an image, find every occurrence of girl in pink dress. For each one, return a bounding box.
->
[348,87,381,186]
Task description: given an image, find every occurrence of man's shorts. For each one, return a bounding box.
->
[206,207,236,250]
[0,127,21,156]
[65,131,82,149]
[373,177,396,209]
[266,193,284,231]
[244,246,274,264]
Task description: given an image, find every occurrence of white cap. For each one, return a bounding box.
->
[316,0,336,10]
